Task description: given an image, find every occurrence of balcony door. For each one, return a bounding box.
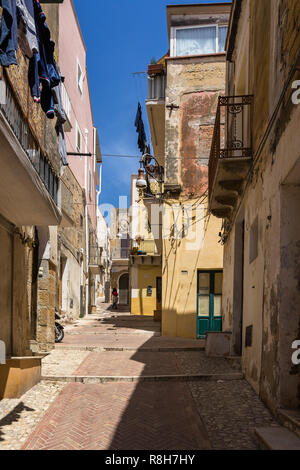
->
[0,221,13,356]
[197,271,223,339]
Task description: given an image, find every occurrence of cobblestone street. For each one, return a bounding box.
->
[0,304,278,450]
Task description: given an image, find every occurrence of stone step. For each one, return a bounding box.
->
[66,331,161,337]
[42,372,243,384]
[255,426,300,450]
[55,345,206,352]
[278,409,300,439]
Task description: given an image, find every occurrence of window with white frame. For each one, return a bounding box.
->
[171,24,228,57]
[76,122,82,155]
[77,60,83,95]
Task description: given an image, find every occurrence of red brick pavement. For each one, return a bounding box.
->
[56,333,204,350]
[22,382,211,450]
[23,310,210,450]
[74,351,180,376]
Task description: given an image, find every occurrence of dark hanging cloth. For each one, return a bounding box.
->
[135,102,147,154]
[28,0,60,117]
[0,0,18,67]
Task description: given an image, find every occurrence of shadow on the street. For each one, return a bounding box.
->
[0,402,35,442]
[105,317,210,450]
[97,306,161,334]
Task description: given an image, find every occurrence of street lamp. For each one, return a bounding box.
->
[136,166,147,189]
[136,153,164,199]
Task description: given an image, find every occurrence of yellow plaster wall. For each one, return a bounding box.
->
[131,265,162,316]
[162,205,223,339]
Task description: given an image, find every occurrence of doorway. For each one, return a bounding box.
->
[59,256,67,313]
[197,271,223,339]
[279,184,300,408]
[0,220,13,356]
[232,219,245,355]
[30,228,39,340]
[156,277,162,311]
[119,273,129,305]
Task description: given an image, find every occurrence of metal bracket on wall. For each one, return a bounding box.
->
[166,103,180,111]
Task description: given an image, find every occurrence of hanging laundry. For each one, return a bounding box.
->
[16,0,38,59]
[28,0,60,116]
[0,0,18,67]
[28,51,40,101]
[52,79,68,166]
[135,102,148,154]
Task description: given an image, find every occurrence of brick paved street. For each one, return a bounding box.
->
[0,304,279,450]
[22,382,211,450]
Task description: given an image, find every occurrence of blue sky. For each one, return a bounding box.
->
[73,0,230,217]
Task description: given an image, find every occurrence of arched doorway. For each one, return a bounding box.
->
[119,273,129,305]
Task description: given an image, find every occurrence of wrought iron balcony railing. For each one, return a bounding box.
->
[209,95,254,201]
[0,72,59,204]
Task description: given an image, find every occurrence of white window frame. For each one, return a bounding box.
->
[76,121,82,156]
[77,59,83,95]
[170,24,228,57]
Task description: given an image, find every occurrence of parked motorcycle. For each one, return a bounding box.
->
[55,311,64,343]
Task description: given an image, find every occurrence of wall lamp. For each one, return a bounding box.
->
[136,153,164,200]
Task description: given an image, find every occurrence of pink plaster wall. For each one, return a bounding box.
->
[58,0,98,231]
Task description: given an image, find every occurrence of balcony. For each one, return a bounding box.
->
[147,65,166,101]
[130,239,161,266]
[146,64,166,165]
[0,72,61,226]
[89,246,101,274]
[209,95,254,219]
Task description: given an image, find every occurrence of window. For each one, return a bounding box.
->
[218,26,228,52]
[249,217,259,263]
[76,122,82,154]
[171,24,228,57]
[77,60,83,95]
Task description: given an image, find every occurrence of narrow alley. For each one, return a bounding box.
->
[0,304,277,450]
[1,0,300,455]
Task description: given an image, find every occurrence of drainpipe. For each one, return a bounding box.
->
[85,129,89,317]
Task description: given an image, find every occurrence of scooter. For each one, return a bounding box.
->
[55,311,64,343]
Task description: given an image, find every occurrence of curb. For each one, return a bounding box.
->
[41,372,244,384]
[54,346,206,352]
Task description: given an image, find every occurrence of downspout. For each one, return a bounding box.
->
[85,129,89,317]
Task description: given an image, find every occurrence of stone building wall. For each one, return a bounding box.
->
[0,3,61,357]
[220,0,300,412]
[58,166,86,323]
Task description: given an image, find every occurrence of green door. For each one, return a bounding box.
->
[197,271,223,339]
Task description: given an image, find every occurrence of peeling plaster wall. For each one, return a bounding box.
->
[162,49,227,338]
[221,0,300,411]
[165,58,226,187]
